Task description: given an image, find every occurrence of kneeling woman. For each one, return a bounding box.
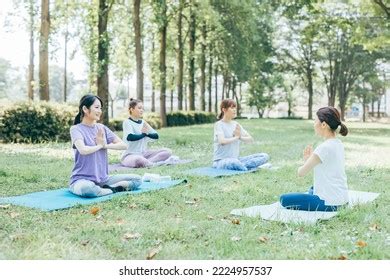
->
[280,107,349,211]
[213,99,269,171]
[70,95,141,197]
[121,98,172,168]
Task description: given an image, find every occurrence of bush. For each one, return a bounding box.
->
[167,111,216,127]
[144,113,162,129]
[107,119,123,131]
[108,113,162,131]
[0,102,77,143]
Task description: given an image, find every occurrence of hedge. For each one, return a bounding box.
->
[0,102,77,143]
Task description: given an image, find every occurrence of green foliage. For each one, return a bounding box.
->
[108,113,163,132]
[144,113,163,129]
[166,111,216,127]
[0,102,77,143]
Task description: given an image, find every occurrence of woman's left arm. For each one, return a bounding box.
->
[105,135,127,150]
[239,126,254,143]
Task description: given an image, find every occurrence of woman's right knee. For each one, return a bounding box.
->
[122,155,149,168]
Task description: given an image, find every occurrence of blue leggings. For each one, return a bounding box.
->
[280,187,339,212]
[70,174,142,198]
[213,153,269,171]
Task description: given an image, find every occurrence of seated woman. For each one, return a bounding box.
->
[213,99,269,171]
[121,98,172,168]
[69,94,141,197]
[280,106,349,211]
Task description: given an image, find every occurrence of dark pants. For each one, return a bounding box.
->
[280,187,339,212]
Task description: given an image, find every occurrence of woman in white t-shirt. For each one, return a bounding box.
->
[280,106,349,211]
[121,99,172,168]
[213,99,269,171]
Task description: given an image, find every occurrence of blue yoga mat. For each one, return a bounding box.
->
[184,167,258,177]
[0,179,186,211]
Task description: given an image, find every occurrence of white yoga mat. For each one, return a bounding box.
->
[230,190,380,225]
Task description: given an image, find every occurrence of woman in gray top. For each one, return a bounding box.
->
[213,99,269,171]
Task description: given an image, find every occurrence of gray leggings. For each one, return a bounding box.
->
[69,174,142,198]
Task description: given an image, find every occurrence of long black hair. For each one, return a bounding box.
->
[73,94,103,125]
[316,106,348,136]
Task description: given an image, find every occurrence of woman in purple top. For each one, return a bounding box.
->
[69,95,141,197]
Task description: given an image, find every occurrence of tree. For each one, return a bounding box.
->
[27,0,38,101]
[248,73,282,118]
[276,13,318,119]
[133,0,144,100]
[153,0,169,127]
[188,0,196,111]
[97,0,114,124]
[175,0,185,110]
[39,0,50,101]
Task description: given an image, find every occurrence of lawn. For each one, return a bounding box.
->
[0,119,389,259]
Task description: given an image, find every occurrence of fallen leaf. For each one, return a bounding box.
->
[207,215,214,220]
[231,236,241,242]
[90,206,100,216]
[369,224,380,231]
[146,246,161,260]
[129,203,137,209]
[10,212,20,219]
[356,240,367,248]
[258,236,269,243]
[0,204,10,209]
[337,255,348,260]
[81,240,90,246]
[185,200,196,205]
[231,218,240,225]
[123,232,142,240]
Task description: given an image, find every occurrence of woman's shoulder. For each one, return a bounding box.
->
[70,124,81,131]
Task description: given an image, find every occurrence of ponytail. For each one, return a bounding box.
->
[73,112,82,125]
[339,123,348,136]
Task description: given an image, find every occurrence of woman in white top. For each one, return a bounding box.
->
[213,99,269,171]
[121,98,172,168]
[280,106,349,211]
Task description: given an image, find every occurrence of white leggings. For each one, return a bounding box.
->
[69,174,142,197]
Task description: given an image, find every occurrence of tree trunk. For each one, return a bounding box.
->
[28,0,35,101]
[208,52,213,112]
[188,3,196,111]
[170,89,174,112]
[377,97,381,118]
[362,96,366,122]
[176,0,184,110]
[158,1,167,127]
[151,37,155,112]
[226,76,231,99]
[307,68,313,119]
[39,0,50,101]
[200,22,206,111]
[184,84,188,111]
[97,0,111,124]
[64,25,68,102]
[222,74,226,100]
[214,65,218,113]
[133,0,143,100]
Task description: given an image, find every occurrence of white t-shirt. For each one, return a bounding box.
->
[313,138,348,205]
[121,118,157,160]
[213,120,248,161]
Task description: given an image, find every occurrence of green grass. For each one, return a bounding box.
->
[0,119,389,259]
